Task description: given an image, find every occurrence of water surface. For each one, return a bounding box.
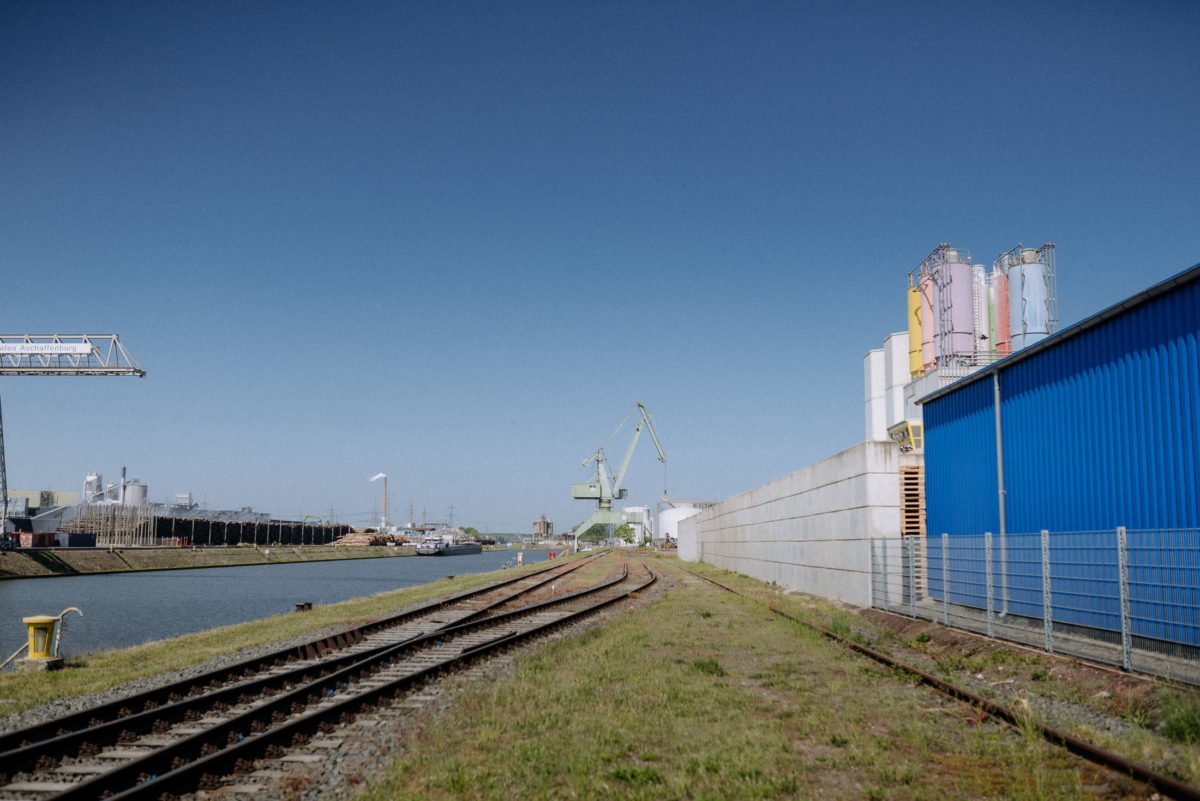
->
[0,549,551,658]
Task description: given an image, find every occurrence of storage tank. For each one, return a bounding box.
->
[864,349,887,441]
[123,480,148,506]
[659,505,703,542]
[987,274,998,353]
[906,286,923,378]
[919,272,937,371]
[993,268,1012,354]
[972,264,990,357]
[883,332,909,430]
[935,249,975,360]
[1009,248,1051,349]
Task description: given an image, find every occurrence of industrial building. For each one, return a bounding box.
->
[886,243,1059,450]
[682,241,1059,607]
[532,514,554,540]
[4,489,80,517]
[923,261,1198,534]
[681,243,1200,676]
[920,261,1200,647]
[621,506,652,544]
[5,469,345,548]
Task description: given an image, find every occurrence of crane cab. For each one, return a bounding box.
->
[572,483,630,500]
[572,482,602,499]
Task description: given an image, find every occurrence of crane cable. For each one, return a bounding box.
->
[662,459,669,504]
[598,404,638,453]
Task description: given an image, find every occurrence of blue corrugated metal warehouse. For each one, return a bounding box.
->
[921,262,1200,646]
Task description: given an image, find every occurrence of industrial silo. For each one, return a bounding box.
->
[972,263,990,357]
[919,269,937,371]
[906,285,923,378]
[991,261,1012,354]
[659,500,712,543]
[935,247,976,361]
[123,480,148,506]
[1009,246,1056,349]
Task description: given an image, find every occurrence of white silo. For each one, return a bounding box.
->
[1007,244,1057,350]
[659,503,705,542]
[123,480,148,506]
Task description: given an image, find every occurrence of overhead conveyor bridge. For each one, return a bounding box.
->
[0,334,145,376]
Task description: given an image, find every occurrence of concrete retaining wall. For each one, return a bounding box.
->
[678,441,920,607]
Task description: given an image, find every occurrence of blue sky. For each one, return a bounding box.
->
[2,1,1197,531]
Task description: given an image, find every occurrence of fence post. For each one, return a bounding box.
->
[999,528,1009,616]
[870,539,878,609]
[907,536,916,618]
[1117,526,1133,671]
[880,539,890,611]
[985,531,995,637]
[1041,529,1054,653]
[941,533,950,626]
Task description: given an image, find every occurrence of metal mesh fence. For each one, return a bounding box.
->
[871,528,1200,685]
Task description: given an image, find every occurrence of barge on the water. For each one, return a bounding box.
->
[415,535,483,556]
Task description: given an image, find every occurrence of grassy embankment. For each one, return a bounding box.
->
[6,551,1197,798]
[357,555,1191,801]
[0,545,415,579]
[0,561,545,717]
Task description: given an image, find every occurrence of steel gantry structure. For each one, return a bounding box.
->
[0,335,146,528]
[571,401,666,544]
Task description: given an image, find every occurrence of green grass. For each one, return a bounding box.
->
[352,558,1100,801]
[690,658,725,676]
[1162,693,1200,744]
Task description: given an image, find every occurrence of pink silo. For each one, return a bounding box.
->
[994,270,1012,354]
[936,256,975,360]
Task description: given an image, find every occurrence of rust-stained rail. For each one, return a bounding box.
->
[682,566,1200,801]
[0,555,652,801]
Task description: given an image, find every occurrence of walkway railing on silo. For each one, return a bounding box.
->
[870,528,1200,685]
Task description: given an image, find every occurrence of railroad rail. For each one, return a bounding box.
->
[0,556,655,800]
[681,566,1200,801]
[0,551,600,754]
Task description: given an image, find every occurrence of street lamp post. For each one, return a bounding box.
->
[369,473,388,534]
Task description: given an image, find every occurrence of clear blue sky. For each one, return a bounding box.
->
[2,1,1197,531]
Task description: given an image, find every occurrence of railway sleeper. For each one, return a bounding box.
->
[5,559,645,801]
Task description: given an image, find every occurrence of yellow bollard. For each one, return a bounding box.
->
[12,607,81,671]
[23,616,59,660]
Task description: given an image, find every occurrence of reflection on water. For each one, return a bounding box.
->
[0,549,550,658]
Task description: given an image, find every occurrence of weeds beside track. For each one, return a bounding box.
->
[682,565,1200,801]
[0,554,652,801]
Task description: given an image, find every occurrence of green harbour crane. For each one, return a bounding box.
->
[571,401,665,544]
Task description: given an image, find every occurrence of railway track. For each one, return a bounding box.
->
[0,554,655,801]
[682,566,1200,801]
[0,551,598,753]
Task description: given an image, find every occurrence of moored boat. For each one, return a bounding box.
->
[415,532,483,556]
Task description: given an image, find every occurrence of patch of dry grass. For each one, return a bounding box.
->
[355,558,1104,801]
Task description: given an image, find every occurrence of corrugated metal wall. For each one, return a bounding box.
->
[925,269,1200,535]
[922,267,1200,644]
[924,377,998,536]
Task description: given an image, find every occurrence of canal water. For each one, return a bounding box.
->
[0,549,552,660]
